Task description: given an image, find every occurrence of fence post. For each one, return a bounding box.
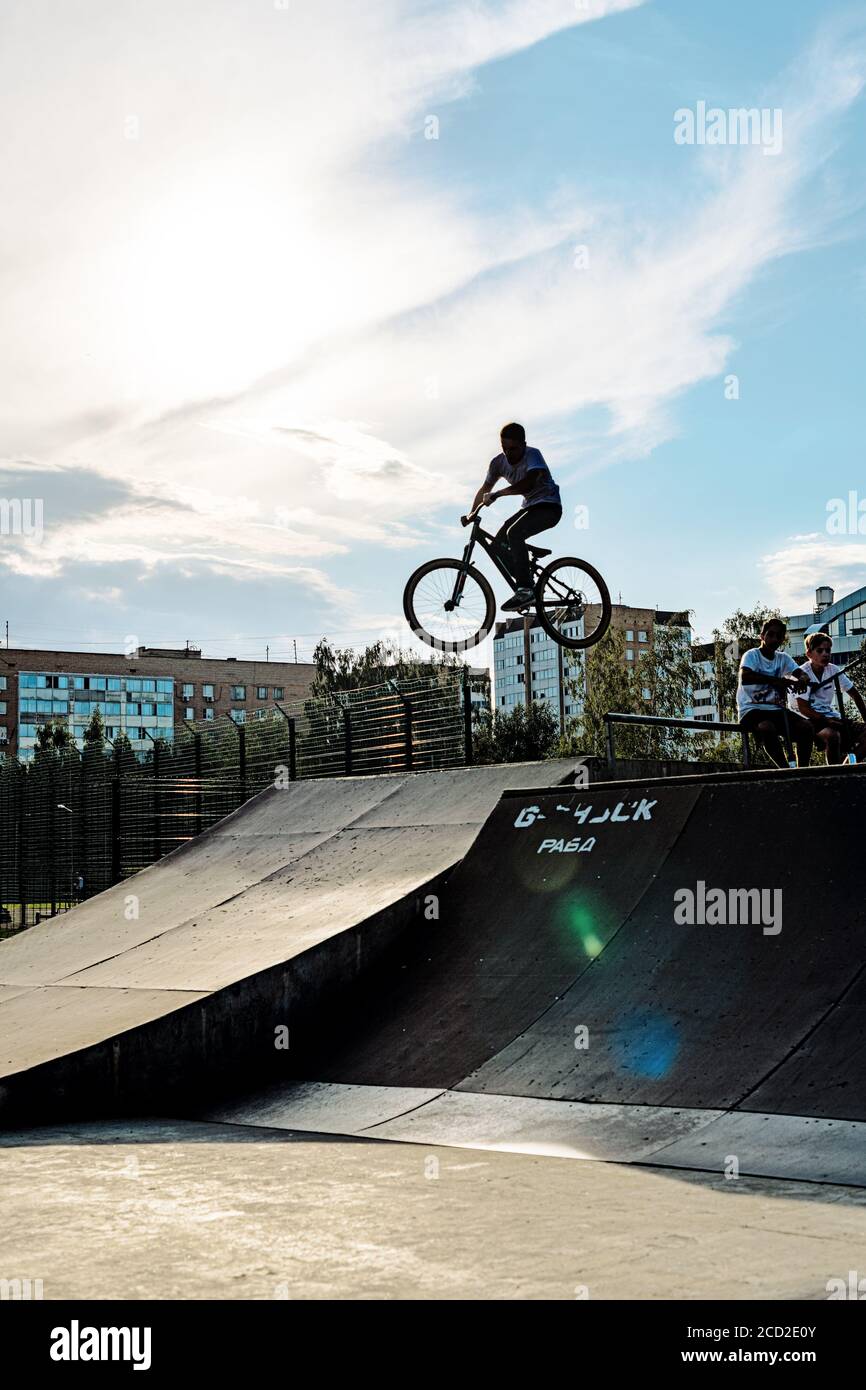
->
[152,738,162,863]
[273,703,297,782]
[48,764,57,917]
[16,763,26,930]
[288,717,297,780]
[238,724,246,805]
[111,743,122,886]
[193,729,203,836]
[344,708,353,775]
[605,715,616,770]
[462,669,474,766]
[403,697,413,770]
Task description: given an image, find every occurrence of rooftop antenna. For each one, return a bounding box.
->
[293,639,298,663]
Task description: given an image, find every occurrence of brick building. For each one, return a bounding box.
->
[0,645,315,761]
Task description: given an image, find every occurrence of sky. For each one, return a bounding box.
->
[1,0,865,666]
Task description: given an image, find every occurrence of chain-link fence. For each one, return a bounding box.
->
[0,670,471,934]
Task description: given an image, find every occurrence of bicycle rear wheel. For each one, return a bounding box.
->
[403,559,495,653]
[534,557,611,650]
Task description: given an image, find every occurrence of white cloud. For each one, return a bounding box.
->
[760,533,866,615]
[2,0,865,646]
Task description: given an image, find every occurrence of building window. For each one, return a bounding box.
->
[273,687,284,699]
[626,650,634,661]
[257,686,267,700]
[231,685,246,701]
[0,703,5,715]
[185,707,194,720]
[182,683,194,699]
[232,709,246,724]
[204,708,214,721]
[203,684,214,701]
[0,676,5,690]
[639,630,648,642]
[626,630,634,642]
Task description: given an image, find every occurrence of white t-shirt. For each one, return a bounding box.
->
[485,445,561,510]
[737,647,798,716]
[788,660,853,719]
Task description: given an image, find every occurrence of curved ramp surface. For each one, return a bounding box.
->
[0,761,579,1121]
[264,766,866,1133]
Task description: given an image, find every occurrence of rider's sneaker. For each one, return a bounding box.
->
[502,587,535,612]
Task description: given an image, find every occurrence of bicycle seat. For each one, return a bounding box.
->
[528,545,551,557]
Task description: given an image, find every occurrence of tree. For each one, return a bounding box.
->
[82,708,106,750]
[473,700,560,763]
[565,626,636,759]
[309,638,459,700]
[559,620,704,761]
[33,720,72,753]
[634,618,705,760]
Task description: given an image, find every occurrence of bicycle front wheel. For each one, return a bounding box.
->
[534,557,611,650]
[403,559,495,652]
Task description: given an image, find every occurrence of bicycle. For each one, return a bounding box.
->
[403,508,612,653]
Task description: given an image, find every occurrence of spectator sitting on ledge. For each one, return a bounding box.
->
[790,632,866,765]
[737,618,812,768]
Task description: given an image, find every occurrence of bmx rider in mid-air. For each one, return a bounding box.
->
[469,422,562,611]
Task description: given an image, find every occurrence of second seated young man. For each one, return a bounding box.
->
[469,422,562,612]
[790,631,866,764]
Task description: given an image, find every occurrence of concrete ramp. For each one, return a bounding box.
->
[208,765,866,1185]
[0,761,579,1122]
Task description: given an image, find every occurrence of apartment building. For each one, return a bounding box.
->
[492,604,691,727]
[0,645,315,761]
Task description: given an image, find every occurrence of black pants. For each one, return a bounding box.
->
[495,504,562,588]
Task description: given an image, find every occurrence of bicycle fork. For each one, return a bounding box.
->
[446,535,479,610]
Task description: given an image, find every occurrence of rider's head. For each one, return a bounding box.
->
[761,618,787,653]
[805,631,832,667]
[500,422,526,466]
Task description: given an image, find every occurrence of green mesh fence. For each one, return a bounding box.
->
[0,671,469,933]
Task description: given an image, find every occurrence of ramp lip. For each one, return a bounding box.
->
[499,762,866,795]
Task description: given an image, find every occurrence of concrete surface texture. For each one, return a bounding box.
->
[2,761,865,1300]
[2,1119,865,1300]
[0,761,579,1119]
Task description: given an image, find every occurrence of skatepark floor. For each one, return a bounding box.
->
[2,1118,865,1301]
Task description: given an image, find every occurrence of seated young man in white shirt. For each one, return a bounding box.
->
[469,421,562,612]
[737,617,812,767]
[790,631,866,764]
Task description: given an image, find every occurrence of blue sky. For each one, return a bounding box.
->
[1,0,865,664]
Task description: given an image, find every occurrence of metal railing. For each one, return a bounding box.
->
[604,712,752,770]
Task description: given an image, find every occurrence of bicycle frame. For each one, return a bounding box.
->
[448,517,522,607]
[448,515,581,618]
